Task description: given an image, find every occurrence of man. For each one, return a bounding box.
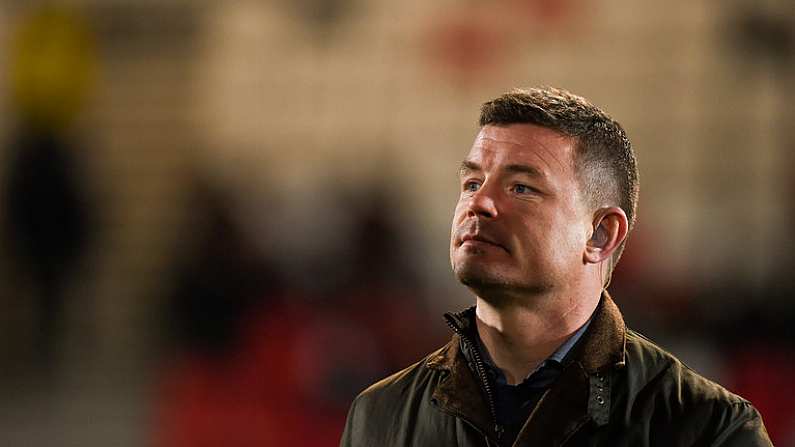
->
[340,87,771,446]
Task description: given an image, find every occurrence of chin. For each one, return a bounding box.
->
[454,262,551,299]
[455,262,511,291]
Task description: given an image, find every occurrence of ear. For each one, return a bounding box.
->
[584,206,629,265]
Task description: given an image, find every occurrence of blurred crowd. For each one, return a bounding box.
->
[0,1,794,446]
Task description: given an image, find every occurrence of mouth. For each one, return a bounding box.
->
[459,233,508,253]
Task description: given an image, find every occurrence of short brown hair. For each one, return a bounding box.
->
[479,86,639,276]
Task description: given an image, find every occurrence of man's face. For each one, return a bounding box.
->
[450,123,593,297]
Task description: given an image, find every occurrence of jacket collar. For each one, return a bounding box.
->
[427,331,496,439]
[567,290,626,373]
[427,291,627,445]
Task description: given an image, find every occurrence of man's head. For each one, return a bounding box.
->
[450,87,638,301]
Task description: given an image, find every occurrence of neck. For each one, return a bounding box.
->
[474,287,601,385]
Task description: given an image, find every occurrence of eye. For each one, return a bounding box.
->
[512,184,533,194]
[463,180,481,192]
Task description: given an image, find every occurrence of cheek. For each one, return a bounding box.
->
[450,201,465,239]
[521,210,585,253]
[451,200,467,225]
[555,212,589,255]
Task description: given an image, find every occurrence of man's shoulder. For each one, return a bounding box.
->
[341,341,459,446]
[624,328,760,420]
[353,342,452,408]
[622,328,771,443]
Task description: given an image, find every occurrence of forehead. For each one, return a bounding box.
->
[466,123,576,175]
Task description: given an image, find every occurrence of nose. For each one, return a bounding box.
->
[466,184,499,219]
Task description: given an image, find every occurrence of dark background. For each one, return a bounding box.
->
[0,0,793,445]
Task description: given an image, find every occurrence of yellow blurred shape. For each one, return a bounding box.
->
[9,5,96,129]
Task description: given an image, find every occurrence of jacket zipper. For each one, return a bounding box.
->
[444,314,505,443]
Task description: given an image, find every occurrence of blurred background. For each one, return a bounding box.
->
[0,0,793,445]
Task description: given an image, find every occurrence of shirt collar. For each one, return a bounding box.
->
[474,312,594,386]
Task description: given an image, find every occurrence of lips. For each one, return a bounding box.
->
[458,230,508,253]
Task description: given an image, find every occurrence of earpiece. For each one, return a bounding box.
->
[590,221,608,247]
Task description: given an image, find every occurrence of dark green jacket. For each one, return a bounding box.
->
[340,294,772,446]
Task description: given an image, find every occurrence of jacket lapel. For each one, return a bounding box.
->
[514,363,591,445]
[426,335,497,440]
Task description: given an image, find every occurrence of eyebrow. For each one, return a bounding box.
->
[458,160,546,179]
[458,160,481,177]
[504,164,546,179]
